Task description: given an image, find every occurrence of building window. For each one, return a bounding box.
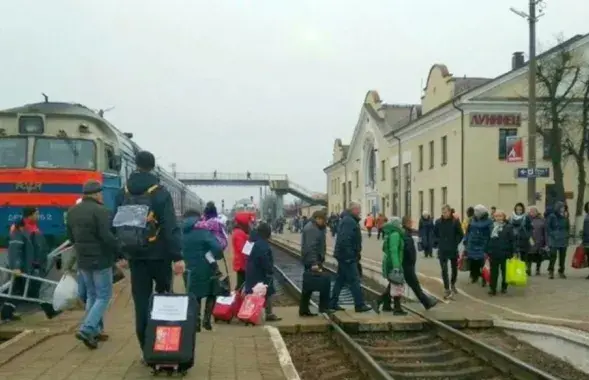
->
[418,145,423,171]
[392,166,399,216]
[441,135,448,165]
[381,159,386,181]
[404,163,411,217]
[441,186,448,205]
[429,140,434,169]
[392,193,399,216]
[347,181,352,202]
[429,188,435,218]
[418,191,424,216]
[498,128,518,159]
[354,170,359,188]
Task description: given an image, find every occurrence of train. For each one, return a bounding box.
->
[0,100,204,248]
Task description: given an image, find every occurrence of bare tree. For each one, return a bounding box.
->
[535,43,583,208]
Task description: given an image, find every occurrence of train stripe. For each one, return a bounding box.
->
[0,194,80,207]
[0,183,84,193]
[0,169,102,184]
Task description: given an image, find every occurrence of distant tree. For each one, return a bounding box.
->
[535,41,587,214]
[260,193,278,220]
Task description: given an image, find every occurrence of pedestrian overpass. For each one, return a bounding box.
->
[176,172,327,216]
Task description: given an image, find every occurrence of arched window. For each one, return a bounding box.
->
[368,148,376,188]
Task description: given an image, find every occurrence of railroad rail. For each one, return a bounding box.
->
[269,239,571,380]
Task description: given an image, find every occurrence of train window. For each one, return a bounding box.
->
[105,145,117,172]
[19,115,44,134]
[0,137,27,168]
[33,137,96,170]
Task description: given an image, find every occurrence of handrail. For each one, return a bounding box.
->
[176,172,288,181]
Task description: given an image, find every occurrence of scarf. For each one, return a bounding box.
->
[511,212,525,222]
[491,221,505,238]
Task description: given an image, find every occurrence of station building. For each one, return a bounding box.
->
[324,33,589,224]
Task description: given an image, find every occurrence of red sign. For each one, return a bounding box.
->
[470,113,521,127]
[153,326,181,352]
[506,136,524,162]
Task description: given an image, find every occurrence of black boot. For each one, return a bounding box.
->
[202,298,214,331]
[392,297,407,316]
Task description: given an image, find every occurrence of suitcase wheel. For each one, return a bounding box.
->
[214,318,219,323]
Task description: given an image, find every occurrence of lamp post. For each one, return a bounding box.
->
[510,0,545,206]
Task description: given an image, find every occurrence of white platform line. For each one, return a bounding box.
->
[265,326,301,380]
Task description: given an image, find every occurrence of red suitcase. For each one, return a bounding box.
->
[237,294,265,326]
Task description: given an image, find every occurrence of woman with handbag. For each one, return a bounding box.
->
[373,217,407,315]
[181,209,224,332]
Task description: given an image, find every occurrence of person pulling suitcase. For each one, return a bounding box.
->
[299,210,330,316]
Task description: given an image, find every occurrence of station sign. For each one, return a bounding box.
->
[470,113,521,127]
[515,167,550,178]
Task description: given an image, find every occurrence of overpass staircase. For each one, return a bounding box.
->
[176,172,327,206]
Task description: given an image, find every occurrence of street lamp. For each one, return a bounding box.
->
[510,0,545,206]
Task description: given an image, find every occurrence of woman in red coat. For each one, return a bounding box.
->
[232,212,251,290]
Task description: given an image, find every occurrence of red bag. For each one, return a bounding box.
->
[481,261,491,284]
[572,245,589,269]
[232,291,244,317]
[237,294,266,325]
[212,293,237,323]
[458,251,469,272]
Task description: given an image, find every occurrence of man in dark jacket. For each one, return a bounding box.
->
[546,201,569,279]
[402,216,438,310]
[114,151,185,352]
[300,210,330,316]
[67,180,121,349]
[433,205,464,299]
[329,202,371,313]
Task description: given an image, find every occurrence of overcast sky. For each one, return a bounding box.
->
[1,0,587,209]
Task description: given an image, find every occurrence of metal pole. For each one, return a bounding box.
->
[527,0,538,206]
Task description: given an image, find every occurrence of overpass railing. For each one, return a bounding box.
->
[176,172,288,181]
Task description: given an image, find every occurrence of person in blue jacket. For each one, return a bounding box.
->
[546,201,570,279]
[244,222,281,321]
[181,209,224,331]
[464,204,493,286]
[329,202,371,313]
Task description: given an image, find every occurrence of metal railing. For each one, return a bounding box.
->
[287,180,325,199]
[176,172,289,181]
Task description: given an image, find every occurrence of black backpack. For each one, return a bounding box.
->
[113,184,160,256]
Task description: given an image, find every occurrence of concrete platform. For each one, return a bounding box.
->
[331,309,425,333]
[266,306,330,334]
[0,243,298,380]
[273,233,589,331]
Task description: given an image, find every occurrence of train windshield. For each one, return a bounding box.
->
[0,137,27,168]
[33,137,96,170]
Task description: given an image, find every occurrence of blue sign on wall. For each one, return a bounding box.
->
[515,168,550,178]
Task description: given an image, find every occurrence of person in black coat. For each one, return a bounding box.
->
[433,205,464,299]
[299,210,330,316]
[401,216,438,310]
[244,222,281,321]
[509,202,533,275]
[418,211,435,258]
[487,210,515,295]
[329,203,371,312]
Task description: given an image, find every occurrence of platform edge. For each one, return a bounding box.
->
[264,325,301,380]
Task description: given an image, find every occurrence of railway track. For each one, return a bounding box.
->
[270,238,584,380]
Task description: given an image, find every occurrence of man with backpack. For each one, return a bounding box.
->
[113,151,185,355]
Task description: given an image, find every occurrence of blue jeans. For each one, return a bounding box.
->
[77,271,104,331]
[79,268,112,337]
[329,260,365,308]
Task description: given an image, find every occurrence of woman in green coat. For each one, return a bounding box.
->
[181,209,224,331]
[373,217,407,315]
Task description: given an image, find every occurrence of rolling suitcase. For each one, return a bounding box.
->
[143,293,198,376]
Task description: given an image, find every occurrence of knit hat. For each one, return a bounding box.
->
[82,180,103,195]
[204,201,218,219]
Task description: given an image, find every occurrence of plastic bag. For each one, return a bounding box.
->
[252,282,268,297]
[52,273,79,311]
[458,251,469,272]
[506,258,527,286]
[389,283,405,297]
[481,262,491,284]
[572,245,589,269]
